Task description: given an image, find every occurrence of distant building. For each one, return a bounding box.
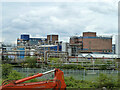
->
[16,34,62,59]
[47,35,58,45]
[69,32,112,56]
[17,34,47,46]
[2,43,16,60]
[17,34,59,46]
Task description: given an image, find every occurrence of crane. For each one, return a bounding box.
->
[0,69,66,90]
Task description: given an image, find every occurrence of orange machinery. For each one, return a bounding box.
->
[0,69,66,90]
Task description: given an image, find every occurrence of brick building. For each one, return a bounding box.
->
[70,32,112,55]
[47,35,58,45]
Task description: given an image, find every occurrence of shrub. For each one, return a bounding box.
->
[7,70,22,80]
[94,73,116,89]
[48,58,61,63]
[64,75,118,89]
[64,76,92,88]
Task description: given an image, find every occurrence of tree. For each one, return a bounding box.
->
[24,56,37,68]
[2,64,13,79]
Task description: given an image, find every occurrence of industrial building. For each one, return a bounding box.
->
[62,32,112,56]
[17,34,47,46]
[17,34,59,46]
[16,34,62,60]
[3,32,113,60]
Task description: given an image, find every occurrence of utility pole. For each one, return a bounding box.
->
[44,41,46,64]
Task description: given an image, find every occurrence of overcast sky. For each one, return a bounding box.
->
[1,0,119,44]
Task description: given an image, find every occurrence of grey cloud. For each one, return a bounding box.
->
[88,2,117,15]
[2,1,118,43]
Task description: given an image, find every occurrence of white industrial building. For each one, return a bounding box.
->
[115,35,120,58]
[62,42,72,56]
[78,54,118,59]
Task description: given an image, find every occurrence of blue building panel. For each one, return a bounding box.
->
[49,46,57,51]
[59,45,62,51]
[21,34,29,40]
[83,48,89,50]
[40,45,62,51]
[17,48,25,59]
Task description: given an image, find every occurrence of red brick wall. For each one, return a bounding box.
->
[47,35,58,42]
[83,38,112,51]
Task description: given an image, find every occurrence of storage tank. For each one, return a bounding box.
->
[21,34,29,40]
